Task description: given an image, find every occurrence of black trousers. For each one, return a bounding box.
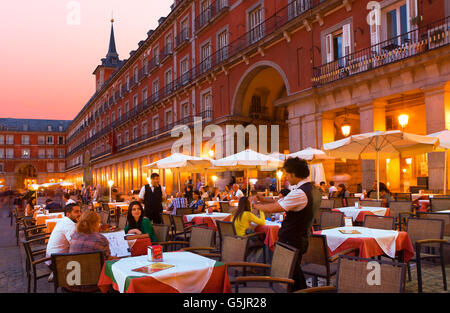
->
[292,254,307,291]
[145,209,162,224]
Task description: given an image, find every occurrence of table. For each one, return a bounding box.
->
[314,227,414,262]
[418,199,430,212]
[205,201,220,210]
[255,220,281,251]
[437,210,450,213]
[98,251,231,293]
[333,206,391,222]
[184,212,231,229]
[109,202,130,214]
[35,213,63,226]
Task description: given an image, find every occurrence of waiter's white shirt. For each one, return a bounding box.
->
[65,199,76,206]
[234,189,244,198]
[139,183,167,200]
[278,179,310,212]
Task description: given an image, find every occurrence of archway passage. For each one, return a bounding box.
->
[16,164,37,189]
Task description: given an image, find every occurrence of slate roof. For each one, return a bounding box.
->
[0,118,72,132]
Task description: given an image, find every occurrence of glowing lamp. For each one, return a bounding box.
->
[341,124,351,137]
[249,179,258,185]
[402,168,407,173]
[107,180,114,187]
[276,170,283,179]
[386,158,390,164]
[208,150,215,158]
[405,158,412,165]
[398,114,409,129]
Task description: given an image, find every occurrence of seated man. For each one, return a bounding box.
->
[44,198,63,213]
[63,193,76,207]
[45,203,82,266]
[167,192,188,215]
[230,184,245,200]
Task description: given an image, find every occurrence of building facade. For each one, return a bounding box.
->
[0,119,70,190]
[2,0,449,194]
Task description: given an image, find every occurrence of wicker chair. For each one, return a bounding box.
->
[297,255,406,293]
[51,251,104,293]
[14,207,26,246]
[429,198,450,212]
[152,224,170,243]
[406,218,447,292]
[234,242,299,293]
[363,215,395,230]
[417,212,450,237]
[220,235,251,283]
[360,200,383,207]
[118,215,127,230]
[319,211,344,229]
[332,198,343,208]
[301,234,358,287]
[22,236,52,293]
[389,201,413,230]
[346,197,361,207]
[394,193,412,201]
[320,199,334,210]
[179,226,217,255]
[176,207,194,216]
[161,213,174,238]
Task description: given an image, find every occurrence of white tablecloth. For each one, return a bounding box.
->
[321,227,399,258]
[110,251,215,293]
[184,212,231,226]
[335,207,388,221]
[437,210,450,214]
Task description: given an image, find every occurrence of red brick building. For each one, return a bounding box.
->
[0,119,70,190]
[4,0,450,194]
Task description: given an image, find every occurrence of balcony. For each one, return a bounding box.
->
[149,56,160,73]
[312,16,450,87]
[288,0,313,21]
[175,28,190,50]
[199,56,212,75]
[161,44,173,63]
[178,71,192,86]
[195,0,229,33]
[163,82,174,97]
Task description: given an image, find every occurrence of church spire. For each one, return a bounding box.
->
[102,18,120,67]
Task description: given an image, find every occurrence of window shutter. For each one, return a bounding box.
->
[406,0,418,31]
[325,34,333,63]
[342,23,351,57]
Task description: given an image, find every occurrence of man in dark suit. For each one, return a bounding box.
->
[138,173,166,224]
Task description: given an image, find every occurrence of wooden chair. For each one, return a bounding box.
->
[51,251,104,293]
[298,255,406,293]
[161,213,174,238]
[406,218,447,292]
[234,242,299,293]
[14,207,26,246]
[393,193,412,201]
[429,198,450,212]
[363,215,395,230]
[389,201,413,230]
[360,200,383,207]
[319,211,344,229]
[332,198,343,208]
[22,236,52,293]
[301,234,358,287]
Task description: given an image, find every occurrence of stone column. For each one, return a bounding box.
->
[425,83,450,191]
[359,100,387,191]
[316,112,336,184]
[287,117,301,153]
[301,113,317,149]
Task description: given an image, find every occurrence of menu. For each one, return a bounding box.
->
[339,229,361,234]
[102,230,131,257]
[132,263,174,274]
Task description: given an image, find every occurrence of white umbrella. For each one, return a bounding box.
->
[143,153,213,192]
[323,130,439,200]
[428,130,450,194]
[287,147,335,162]
[214,149,284,195]
[309,163,326,185]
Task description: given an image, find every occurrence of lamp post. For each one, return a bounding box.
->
[212,175,217,187]
[107,180,114,203]
[276,170,283,192]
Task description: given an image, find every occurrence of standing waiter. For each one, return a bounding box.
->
[252,157,320,291]
[139,173,166,224]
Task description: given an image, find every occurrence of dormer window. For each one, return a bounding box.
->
[48,125,53,131]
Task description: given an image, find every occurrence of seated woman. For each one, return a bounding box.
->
[189,190,205,213]
[232,197,265,237]
[336,184,350,206]
[25,198,39,217]
[210,187,221,201]
[124,201,157,243]
[200,186,210,202]
[378,182,393,207]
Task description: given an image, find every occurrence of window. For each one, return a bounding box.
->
[6,135,14,144]
[181,102,189,119]
[133,67,139,83]
[119,83,123,97]
[386,4,408,45]
[58,125,63,131]
[23,124,28,131]
[165,110,173,127]
[38,136,45,145]
[126,75,130,90]
[165,33,173,55]
[152,116,159,132]
[199,0,212,27]
[117,133,122,146]
[38,149,45,159]
[58,136,64,145]
[118,107,122,118]
[125,101,130,113]
[248,6,264,44]
[133,94,139,108]
[200,42,211,73]
[111,112,116,123]
[217,30,228,62]
[325,23,351,65]
[59,163,65,172]
[133,126,138,140]
[180,18,189,41]
[288,0,311,20]
[142,88,148,105]
[153,46,160,64]
[48,125,53,131]
[142,121,148,136]
[22,149,30,159]
[47,149,54,158]
[0,163,3,172]
[47,136,54,144]
[58,149,65,158]
[124,131,129,143]
[6,148,13,159]
[22,135,30,145]
[165,69,173,95]
[47,162,54,173]
[152,80,159,102]
[201,91,212,113]
[0,135,3,144]
[0,149,4,158]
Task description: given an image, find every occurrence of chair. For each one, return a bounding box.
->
[346,197,361,207]
[319,211,344,229]
[297,255,406,293]
[14,207,26,246]
[417,212,450,236]
[389,201,413,230]
[301,234,358,287]
[22,236,52,293]
[332,198,343,208]
[320,199,334,210]
[220,235,250,283]
[99,211,109,225]
[152,224,170,243]
[363,215,395,230]
[429,198,450,212]
[234,242,299,293]
[406,218,447,292]
[51,251,104,293]
[176,207,194,216]
[220,202,231,213]
[179,226,217,255]
[393,193,412,201]
[360,200,383,207]
[161,213,173,237]
[118,215,127,230]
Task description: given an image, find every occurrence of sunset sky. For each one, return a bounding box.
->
[0,0,173,120]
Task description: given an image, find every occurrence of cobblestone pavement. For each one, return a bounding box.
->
[0,198,448,293]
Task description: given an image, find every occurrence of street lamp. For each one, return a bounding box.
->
[107,180,114,203]
[212,175,217,187]
[208,149,215,159]
[398,114,409,129]
[276,170,283,191]
[341,124,351,137]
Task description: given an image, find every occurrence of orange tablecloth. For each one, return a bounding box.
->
[314,230,414,262]
[184,215,232,230]
[35,213,63,226]
[255,224,280,251]
[45,219,61,234]
[98,260,231,293]
[332,208,391,222]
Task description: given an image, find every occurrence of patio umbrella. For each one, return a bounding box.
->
[323,130,440,200]
[143,153,213,192]
[213,149,284,195]
[287,147,335,162]
[428,130,450,194]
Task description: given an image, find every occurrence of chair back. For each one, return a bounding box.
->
[101,203,110,212]
[51,251,104,291]
[177,208,194,216]
[189,226,215,252]
[302,234,329,267]
[220,202,231,213]
[333,198,343,208]
[217,220,236,238]
[417,212,450,237]
[363,215,395,230]
[118,215,127,229]
[393,193,412,201]
[320,199,334,209]
[99,211,109,225]
[346,197,361,207]
[320,211,344,229]
[335,255,406,293]
[407,217,444,249]
[153,224,170,242]
[430,198,450,212]
[270,242,299,293]
[360,200,383,207]
[172,215,186,234]
[221,235,248,263]
[388,201,412,218]
[161,213,172,227]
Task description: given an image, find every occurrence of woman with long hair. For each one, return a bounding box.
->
[231,197,265,237]
[124,201,157,242]
[25,197,38,216]
[336,183,350,206]
[189,190,205,213]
